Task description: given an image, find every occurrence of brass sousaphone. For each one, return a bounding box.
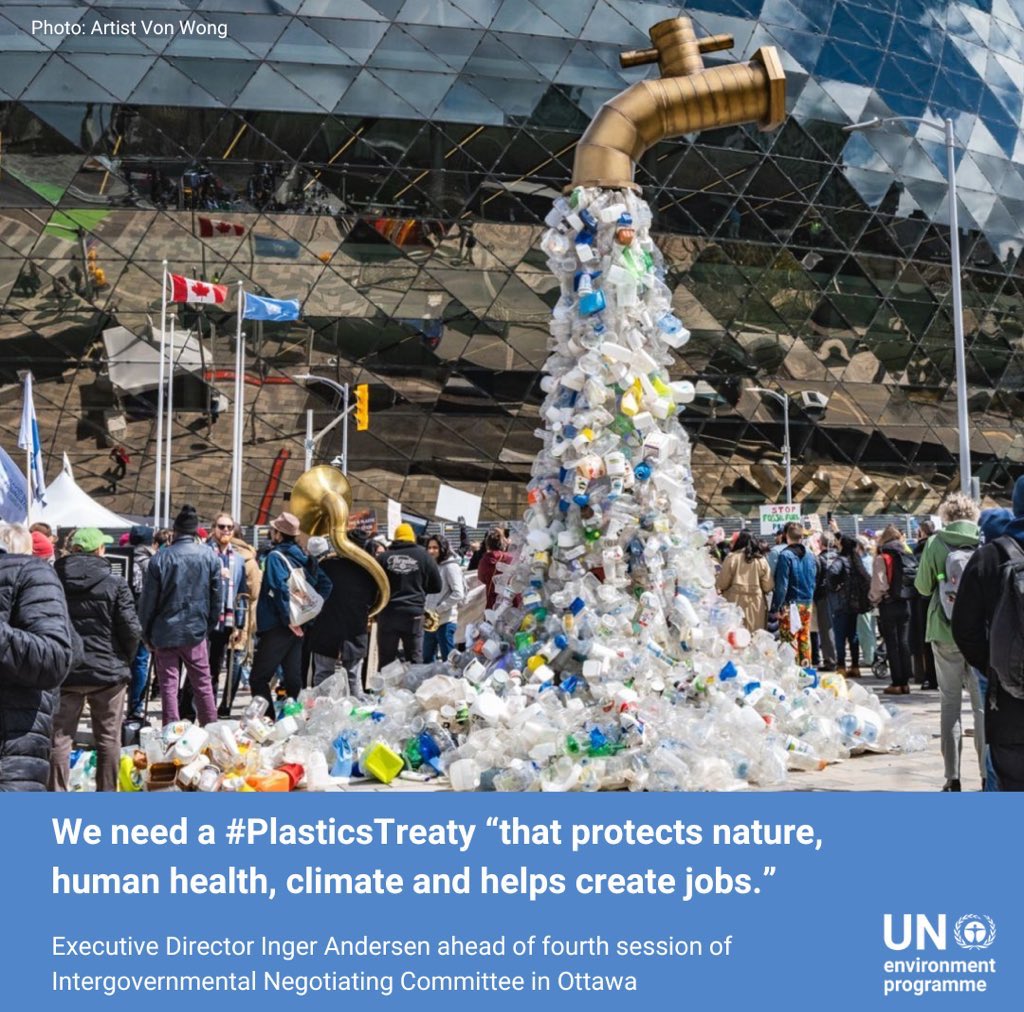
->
[290,465,390,618]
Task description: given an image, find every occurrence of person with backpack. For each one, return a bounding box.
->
[952,480,1024,791]
[869,524,917,694]
[250,512,332,712]
[914,493,983,791]
[768,522,817,666]
[826,534,871,676]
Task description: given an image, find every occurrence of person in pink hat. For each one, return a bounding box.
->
[249,512,332,710]
[31,531,55,564]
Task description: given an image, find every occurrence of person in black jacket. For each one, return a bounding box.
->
[308,531,378,696]
[0,522,76,791]
[50,528,142,792]
[138,505,222,725]
[952,485,1024,791]
[377,524,441,666]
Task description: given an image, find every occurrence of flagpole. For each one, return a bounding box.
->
[231,282,244,521]
[163,317,175,528]
[24,447,32,527]
[154,261,167,529]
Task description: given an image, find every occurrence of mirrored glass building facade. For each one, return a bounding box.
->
[2,0,1024,524]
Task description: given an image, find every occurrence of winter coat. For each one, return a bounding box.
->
[425,557,466,625]
[306,555,376,658]
[256,540,332,633]
[769,543,816,612]
[0,551,76,791]
[137,535,223,649]
[55,554,141,688]
[826,553,870,616]
[379,542,442,620]
[913,521,979,646]
[715,551,773,632]
[477,549,513,611]
[951,517,1024,745]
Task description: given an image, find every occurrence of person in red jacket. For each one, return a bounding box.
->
[477,528,513,611]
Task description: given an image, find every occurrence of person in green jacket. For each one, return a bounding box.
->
[914,493,984,792]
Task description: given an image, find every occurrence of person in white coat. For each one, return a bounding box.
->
[423,535,466,662]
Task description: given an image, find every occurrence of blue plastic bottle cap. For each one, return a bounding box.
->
[555,634,569,649]
[719,660,738,680]
[569,597,586,615]
[573,494,590,507]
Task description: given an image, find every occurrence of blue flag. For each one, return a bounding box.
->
[243,292,301,322]
[0,447,28,523]
[16,372,46,506]
[253,234,301,259]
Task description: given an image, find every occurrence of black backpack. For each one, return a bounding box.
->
[883,546,918,601]
[987,537,1024,700]
[846,557,872,614]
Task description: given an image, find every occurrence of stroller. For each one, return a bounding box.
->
[871,637,889,679]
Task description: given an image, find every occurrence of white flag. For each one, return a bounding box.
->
[17,372,46,506]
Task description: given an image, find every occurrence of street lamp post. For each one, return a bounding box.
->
[843,115,972,497]
[295,374,352,474]
[750,386,792,505]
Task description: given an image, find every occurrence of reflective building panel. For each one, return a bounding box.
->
[2,0,1024,524]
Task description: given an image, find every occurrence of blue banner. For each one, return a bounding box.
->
[242,292,301,322]
[0,445,29,522]
[3,794,1020,1010]
[252,234,301,259]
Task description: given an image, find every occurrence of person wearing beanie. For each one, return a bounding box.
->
[250,512,332,710]
[979,507,1013,544]
[377,523,442,666]
[31,531,55,564]
[137,504,223,726]
[51,528,141,791]
[953,485,1024,790]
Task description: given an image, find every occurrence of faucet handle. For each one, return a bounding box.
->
[619,47,659,68]
[697,34,734,54]
[620,33,733,69]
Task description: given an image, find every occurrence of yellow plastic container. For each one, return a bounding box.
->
[363,742,404,784]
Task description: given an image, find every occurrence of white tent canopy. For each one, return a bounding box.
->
[37,455,131,529]
[103,324,206,396]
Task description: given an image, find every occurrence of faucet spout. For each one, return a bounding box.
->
[569,17,786,192]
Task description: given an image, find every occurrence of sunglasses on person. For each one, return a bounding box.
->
[215,523,234,530]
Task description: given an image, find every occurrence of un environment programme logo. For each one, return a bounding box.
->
[954,915,996,951]
[881,914,999,998]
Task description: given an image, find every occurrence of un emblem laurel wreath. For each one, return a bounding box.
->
[954,914,996,949]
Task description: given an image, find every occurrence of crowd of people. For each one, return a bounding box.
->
[710,486,1024,791]
[0,508,516,793]
[2,486,1022,792]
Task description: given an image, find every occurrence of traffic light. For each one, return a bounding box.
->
[354,383,369,431]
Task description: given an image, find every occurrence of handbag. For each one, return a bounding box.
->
[278,553,324,626]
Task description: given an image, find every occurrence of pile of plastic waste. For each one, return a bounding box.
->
[90,185,924,793]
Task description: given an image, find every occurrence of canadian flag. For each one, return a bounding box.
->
[168,273,228,305]
[198,216,245,238]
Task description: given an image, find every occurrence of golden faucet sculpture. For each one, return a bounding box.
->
[569,17,786,191]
